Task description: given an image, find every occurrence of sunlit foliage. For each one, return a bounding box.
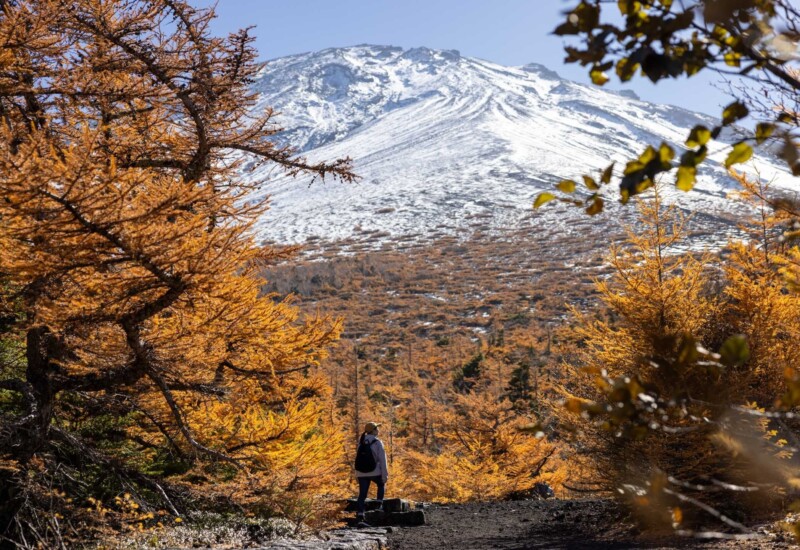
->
[536,0,800,211]
[560,183,800,533]
[0,0,355,545]
[398,389,562,503]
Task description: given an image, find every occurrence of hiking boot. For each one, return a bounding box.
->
[355,514,370,528]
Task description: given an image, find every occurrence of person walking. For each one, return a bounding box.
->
[354,421,388,526]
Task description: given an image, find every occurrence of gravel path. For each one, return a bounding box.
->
[385,499,797,550]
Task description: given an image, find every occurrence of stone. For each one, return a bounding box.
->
[257,528,388,549]
[348,508,425,528]
[364,510,386,525]
[532,481,555,499]
[380,498,409,513]
[344,498,384,512]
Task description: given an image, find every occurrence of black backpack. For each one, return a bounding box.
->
[354,435,377,473]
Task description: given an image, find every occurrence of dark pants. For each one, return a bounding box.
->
[356,475,385,516]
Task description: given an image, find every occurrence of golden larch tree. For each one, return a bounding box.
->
[0,0,355,544]
[561,183,800,531]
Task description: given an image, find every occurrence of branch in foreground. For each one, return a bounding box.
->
[147,369,244,470]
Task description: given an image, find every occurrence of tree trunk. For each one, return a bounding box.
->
[22,326,56,461]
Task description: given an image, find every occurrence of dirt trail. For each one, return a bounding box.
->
[385,499,796,550]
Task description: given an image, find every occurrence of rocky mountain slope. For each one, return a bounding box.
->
[244,45,794,246]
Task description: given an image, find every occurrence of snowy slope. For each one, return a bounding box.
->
[244,45,794,245]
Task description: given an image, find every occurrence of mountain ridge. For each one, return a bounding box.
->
[244,45,792,246]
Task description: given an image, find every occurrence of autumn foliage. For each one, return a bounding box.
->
[559,182,800,532]
[539,0,800,209]
[0,0,356,545]
[399,390,560,503]
[9,0,800,546]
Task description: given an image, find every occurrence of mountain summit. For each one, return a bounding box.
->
[246,45,791,245]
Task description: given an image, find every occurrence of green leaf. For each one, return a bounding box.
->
[722,101,749,126]
[617,0,642,15]
[586,196,604,216]
[553,21,579,35]
[616,57,640,81]
[568,2,600,32]
[675,166,696,191]
[638,145,657,165]
[557,180,577,193]
[755,122,775,144]
[711,25,727,41]
[534,192,556,209]
[719,335,750,368]
[686,125,711,148]
[724,142,753,168]
[624,160,645,176]
[600,163,615,184]
[635,178,653,194]
[641,53,671,83]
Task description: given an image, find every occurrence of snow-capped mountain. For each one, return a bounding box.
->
[245,45,793,246]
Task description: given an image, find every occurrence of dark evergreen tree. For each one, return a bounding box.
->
[454,352,484,393]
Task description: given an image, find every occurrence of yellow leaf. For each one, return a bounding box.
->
[590,69,609,85]
[725,142,753,168]
[557,180,577,193]
[671,507,683,526]
[586,197,604,216]
[675,166,696,191]
[533,192,556,209]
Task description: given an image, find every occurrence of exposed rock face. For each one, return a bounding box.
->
[381,498,410,513]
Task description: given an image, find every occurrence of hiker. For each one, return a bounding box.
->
[354,421,388,525]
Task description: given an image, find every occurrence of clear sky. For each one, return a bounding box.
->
[195,0,729,117]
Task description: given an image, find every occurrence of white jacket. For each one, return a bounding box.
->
[355,433,388,481]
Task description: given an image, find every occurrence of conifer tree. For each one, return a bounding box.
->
[0,0,355,543]
[400,390,562,502]
[453,351,484,393]
[563,183,799,530]
[506,362,534,409]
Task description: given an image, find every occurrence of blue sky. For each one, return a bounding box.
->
[196,0,729,116]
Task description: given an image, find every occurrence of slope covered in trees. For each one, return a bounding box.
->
[531,0,800,537]
[268,175,800,538]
